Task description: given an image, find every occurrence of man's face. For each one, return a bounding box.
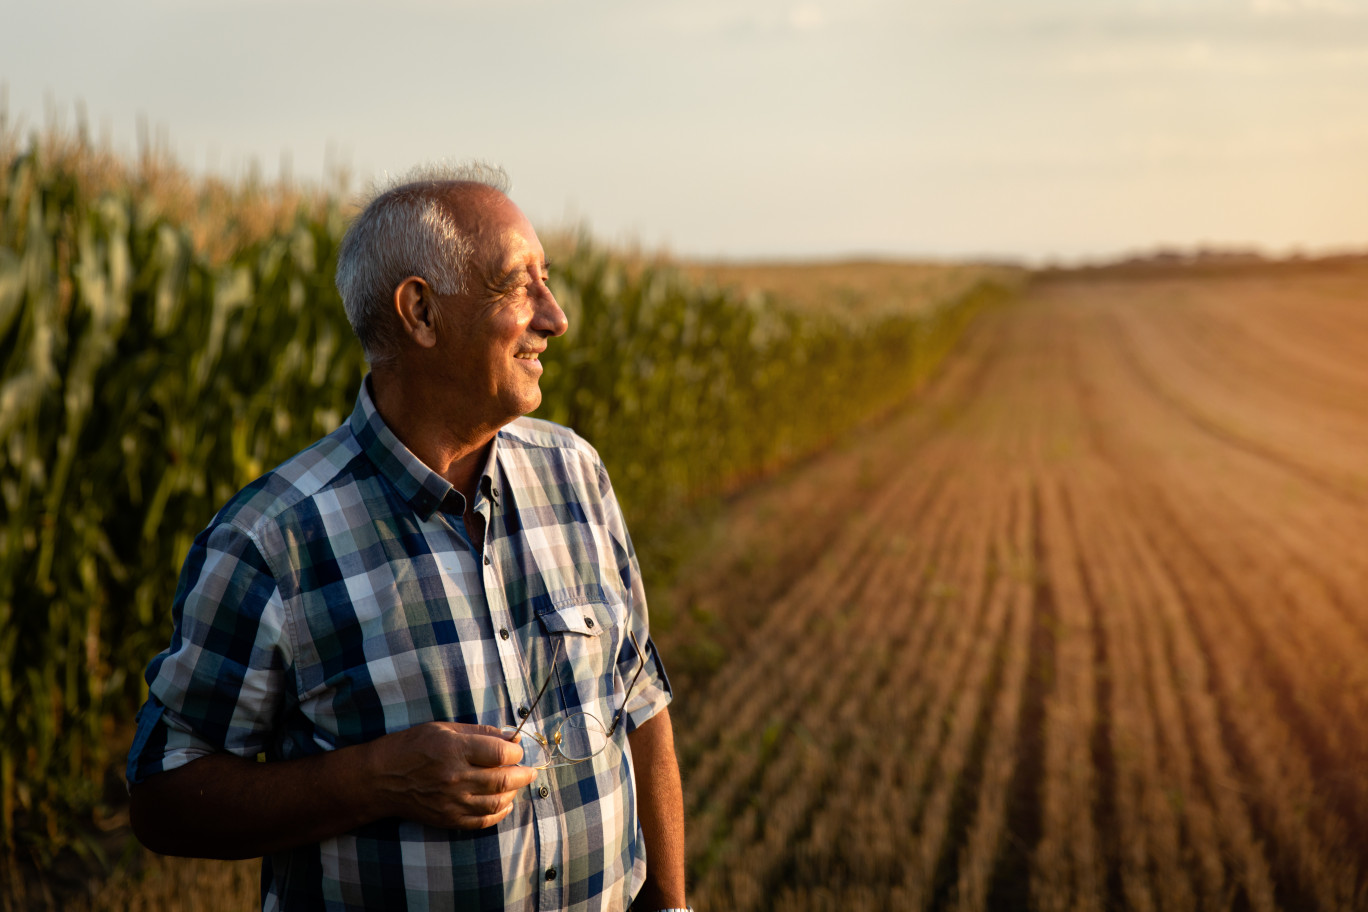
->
[432,192,568,430]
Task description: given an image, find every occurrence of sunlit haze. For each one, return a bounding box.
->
[3,0,1366,263]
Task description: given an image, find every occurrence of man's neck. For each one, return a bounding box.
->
[368,370,498,505]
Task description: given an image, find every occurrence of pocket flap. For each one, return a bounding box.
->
[536,597,608,637]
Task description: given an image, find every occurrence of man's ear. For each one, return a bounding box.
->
[393,277,439,349]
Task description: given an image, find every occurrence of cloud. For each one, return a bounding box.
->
[1250,0,1357,14]
[788,3,826,31]
[1053,39,1274,75]
[639,0,859,37]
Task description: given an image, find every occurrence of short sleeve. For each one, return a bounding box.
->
[127,521,291,786]
[598,463,672,734]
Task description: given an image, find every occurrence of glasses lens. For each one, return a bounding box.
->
[557,713,610,762]
[510,729,553,769]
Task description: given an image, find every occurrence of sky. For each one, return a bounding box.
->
[2,0,1366,264]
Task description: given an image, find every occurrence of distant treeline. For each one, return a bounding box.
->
[0,134,1022,871]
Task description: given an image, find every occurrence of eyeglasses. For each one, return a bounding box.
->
[501,630,647,770]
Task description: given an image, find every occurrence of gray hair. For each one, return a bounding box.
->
[335,161,512,365]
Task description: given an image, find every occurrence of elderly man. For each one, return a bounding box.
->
[127,165,689,912]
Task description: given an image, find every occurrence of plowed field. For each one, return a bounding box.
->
[670,261,1368,912]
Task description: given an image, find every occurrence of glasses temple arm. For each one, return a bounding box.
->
[512,636,563,739]
[607,630,648,737]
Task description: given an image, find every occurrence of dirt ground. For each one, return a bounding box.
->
[667,259,1368,912]
[51,260,1368,911]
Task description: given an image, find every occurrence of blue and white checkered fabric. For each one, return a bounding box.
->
[128,377,672,911]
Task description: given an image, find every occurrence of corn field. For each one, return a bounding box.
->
[0,137,1013,882]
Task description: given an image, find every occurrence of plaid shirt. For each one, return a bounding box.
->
[128,378,672,911]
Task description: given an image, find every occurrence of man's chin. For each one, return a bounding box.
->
[516,389,543,419]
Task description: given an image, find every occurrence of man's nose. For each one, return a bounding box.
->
[534,287,569,337]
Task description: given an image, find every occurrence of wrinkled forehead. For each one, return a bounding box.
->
[441,187,543,291]
[465,194,542,261]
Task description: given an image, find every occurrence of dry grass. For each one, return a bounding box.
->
[68,856,259,912]
[5,849,257,912]
[677,259,1014,318]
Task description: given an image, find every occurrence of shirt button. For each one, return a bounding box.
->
[584,617,594,628]
[545,868,556,882]
[538,785,550,798]
[500,628,510,640]
[483,555,491,566]
[492,487,501,498]
[518,706,530,718]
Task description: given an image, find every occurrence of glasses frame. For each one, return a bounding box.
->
[506,629,647,770]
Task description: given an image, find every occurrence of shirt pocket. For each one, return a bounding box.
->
[535,595,621,723]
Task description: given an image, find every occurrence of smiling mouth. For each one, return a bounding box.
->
[514,352,541,361]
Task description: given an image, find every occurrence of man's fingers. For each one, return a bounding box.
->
[454,807,514,830]
[440,722,513,741]
[450,722,515,740]
[462,790,513,817]
[503,765,539,790]
[463,763,538,796]
[450,790,521,830]
[459,732,526,769]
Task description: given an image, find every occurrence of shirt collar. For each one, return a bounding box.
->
[349,375,500,522]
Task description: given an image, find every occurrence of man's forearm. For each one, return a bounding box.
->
[129,743,383,859]
[129,722,535,859]
[627,708,688,910]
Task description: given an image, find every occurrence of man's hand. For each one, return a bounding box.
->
[130,721,539,859]
[367,722,539,829]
